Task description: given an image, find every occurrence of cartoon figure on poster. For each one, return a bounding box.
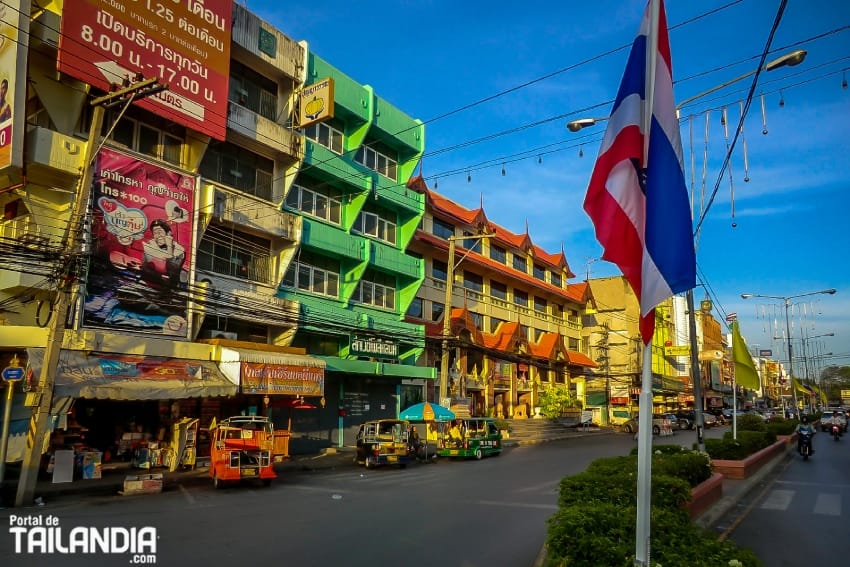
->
[83,148,196,336]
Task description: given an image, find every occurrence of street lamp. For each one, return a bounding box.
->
[741,289,837,413]
[675,49,807,113]
[439,233,494,405]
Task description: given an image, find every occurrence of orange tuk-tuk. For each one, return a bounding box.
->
[210,416,276,489]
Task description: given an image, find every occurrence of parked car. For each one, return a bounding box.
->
[701,412,718,428]
[619,414,669,435]
[675,410,697,430]
[664,413,688,430]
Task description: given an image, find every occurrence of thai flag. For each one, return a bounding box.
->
[584,0,695,344]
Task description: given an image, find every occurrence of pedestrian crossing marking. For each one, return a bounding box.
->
[760,489,794,510]
[813,493,841,516]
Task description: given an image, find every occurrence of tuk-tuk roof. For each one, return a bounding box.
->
[220,415,272,426]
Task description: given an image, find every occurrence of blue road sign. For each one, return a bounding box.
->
[1,366,24,381]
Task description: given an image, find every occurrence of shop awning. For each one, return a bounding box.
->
[218,347,326,396]
[26,348,237,400]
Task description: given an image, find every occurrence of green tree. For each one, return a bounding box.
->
[538,386,581,418]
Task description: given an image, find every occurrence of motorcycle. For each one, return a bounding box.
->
[799,431,813,460]
[833,423,841,441]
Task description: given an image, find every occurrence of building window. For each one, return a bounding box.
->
[490,245,506,264]
[470,312,483,330]
[513,289,529,307]
[432,259,448,281]
[197,225,273,283]
[353,272,396,310]
[490,281,507,301]
[551,271,562,288]
[568,337,580,351]
[355,144,397,180]
[534,328,545,342]
[431,302,445,322]
[462,231,482,253]
[520,325,530,340]
[432,218,454,240]
[199,141,275,202]
[304,121,344,154]
[285,183,342,225]
[104,114,183,166]
[463,271,483,293]
[229,60,277,121]
[568,309,580,324]
[353,209,397,245]
[406,297,423,319]
[533,264,546,281]
[490,317,505,333]
[553,303,564,319]
[282,253,340,299]
[533,296,547,313]
[513,254,527,273]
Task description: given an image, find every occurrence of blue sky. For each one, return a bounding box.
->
[249,0,850,374]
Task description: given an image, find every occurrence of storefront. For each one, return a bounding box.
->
[21,348,237,472]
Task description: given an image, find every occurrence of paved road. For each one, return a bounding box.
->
[723,430,850,565]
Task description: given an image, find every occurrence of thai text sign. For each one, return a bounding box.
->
[664,345,690,357]
[241,363,325,396]
[83,148,196,337]
[298,77,334,128]
[58,0,233,140]
[350,335,398,360]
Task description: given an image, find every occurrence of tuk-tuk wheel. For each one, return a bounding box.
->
[365,457,373,469]
[475,448,483,460]
[213,474,223,490]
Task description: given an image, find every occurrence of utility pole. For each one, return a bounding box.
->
[15,77,166,507]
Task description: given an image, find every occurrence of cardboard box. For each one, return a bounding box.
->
[122,473,163,495]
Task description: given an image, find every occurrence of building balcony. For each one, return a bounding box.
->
[25,126,84,187]
[208,184,300,241]
[227,102,304,161]
[231,3,305,82]
[366,240,420,279]
[300,217,362,261]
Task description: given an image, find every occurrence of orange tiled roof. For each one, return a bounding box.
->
[426,189,491,228]
[566,350,597,368]
[415,231,585,303]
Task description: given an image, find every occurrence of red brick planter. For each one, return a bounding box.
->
[686,472,724,519]
[776,432,798,447]
[710,439,787,480]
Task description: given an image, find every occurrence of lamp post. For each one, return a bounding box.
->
[439,233,493,405]
[741,289,837,414]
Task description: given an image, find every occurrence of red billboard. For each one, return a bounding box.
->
[84,148,197,337]
[58,0,233,140]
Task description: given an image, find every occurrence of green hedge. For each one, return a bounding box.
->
[766,418,798,436]
[546,449,762,566]
[704,429,776,460]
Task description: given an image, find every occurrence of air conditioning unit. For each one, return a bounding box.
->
[201,330,238,340]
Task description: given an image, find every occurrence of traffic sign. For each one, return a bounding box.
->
[1,366,24,382]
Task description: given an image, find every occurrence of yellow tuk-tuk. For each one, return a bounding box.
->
[209,416,276,488]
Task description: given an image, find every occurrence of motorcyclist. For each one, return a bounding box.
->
[795,415,815,454]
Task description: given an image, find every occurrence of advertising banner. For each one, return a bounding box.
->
[0,0,27,171]
[83,148,196,337]
[58,0,233,140]
[240,362,325,396]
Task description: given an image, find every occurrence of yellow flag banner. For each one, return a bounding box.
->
[792,377,817,397]
[731,322,760,390]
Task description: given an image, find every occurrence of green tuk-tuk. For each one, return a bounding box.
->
[437,418,503,460]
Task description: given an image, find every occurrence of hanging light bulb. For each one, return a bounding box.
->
[537,155,542,164]
[434,180,438,189]
[760,93,768,135]
[778,90,785,107]
[842,71,848,90]
[467,171,471,183]
[578,145,584,158]
[501,163,506,176]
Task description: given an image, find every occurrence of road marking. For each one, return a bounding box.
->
[760,489,794,511]
[515,479,560,493]
[478,500,558,510]
[813,493,841,516]
[178,484,196,505]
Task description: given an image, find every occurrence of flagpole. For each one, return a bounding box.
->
[634,1,660,565]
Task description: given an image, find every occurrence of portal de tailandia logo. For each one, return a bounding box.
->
[8,514,158,563]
